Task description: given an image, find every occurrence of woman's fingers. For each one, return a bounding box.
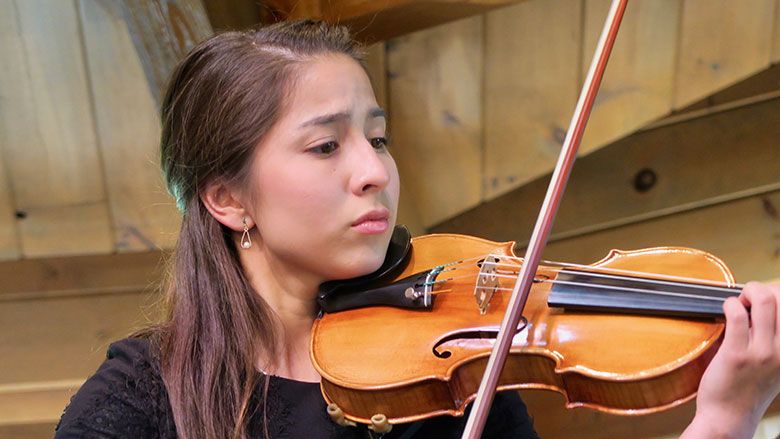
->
[739,282,778,354]
[722,295,750,352]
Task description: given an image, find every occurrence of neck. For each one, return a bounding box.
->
[238,235,323,382]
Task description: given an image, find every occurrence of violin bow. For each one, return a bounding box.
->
[461,0,629,437]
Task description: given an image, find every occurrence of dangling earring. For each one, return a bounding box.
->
[241,217,252,249]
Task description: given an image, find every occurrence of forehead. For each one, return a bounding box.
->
[281,54,376,118]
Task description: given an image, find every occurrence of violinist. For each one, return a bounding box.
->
[55,20,780,439]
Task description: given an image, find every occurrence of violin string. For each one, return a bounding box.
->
[435,253,744,290]
[425,267,741,302]
[427,270,736,302]
[426,264,741,297]
[473,278,734,302]
[501,267,739,295]
[495,256,744,289]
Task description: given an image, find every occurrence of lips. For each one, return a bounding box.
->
[351,208,390,234]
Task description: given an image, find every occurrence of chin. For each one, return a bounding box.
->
[331,246,388,280]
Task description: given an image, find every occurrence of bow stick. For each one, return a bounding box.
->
[461,0,629,437]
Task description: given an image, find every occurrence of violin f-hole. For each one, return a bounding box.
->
[431,317,528,359]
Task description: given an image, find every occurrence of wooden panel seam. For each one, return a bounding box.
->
[74,0,116,253]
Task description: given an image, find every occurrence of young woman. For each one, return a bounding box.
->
[55,20,780,439]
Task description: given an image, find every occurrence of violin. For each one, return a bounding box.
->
[310,226,740,432]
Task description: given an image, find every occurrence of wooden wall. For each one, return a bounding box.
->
[387,0,780,234]
[2,0,780,437]
[0,0,212,261]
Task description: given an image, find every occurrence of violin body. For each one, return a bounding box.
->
[310,233,733,426]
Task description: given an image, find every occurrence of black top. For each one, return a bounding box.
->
[55,338,540,438]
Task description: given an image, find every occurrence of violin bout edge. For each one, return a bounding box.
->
[318,338,721,426]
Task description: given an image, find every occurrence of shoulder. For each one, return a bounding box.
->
[55,337,176,438]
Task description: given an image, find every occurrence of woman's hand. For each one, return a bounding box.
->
[681,281,780,438]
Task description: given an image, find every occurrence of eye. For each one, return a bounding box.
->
[310,141,339,155]
[369,137,388,150]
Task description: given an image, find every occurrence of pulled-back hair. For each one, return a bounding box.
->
[155,20,363,439]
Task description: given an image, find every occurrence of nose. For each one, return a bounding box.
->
[349,137,391,195]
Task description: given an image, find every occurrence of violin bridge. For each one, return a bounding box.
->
[475,255,501,315]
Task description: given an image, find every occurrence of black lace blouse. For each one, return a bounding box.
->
[55,338,540,438]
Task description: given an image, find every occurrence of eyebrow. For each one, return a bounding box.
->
[299,107,386,129]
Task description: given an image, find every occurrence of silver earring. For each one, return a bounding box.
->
[241,218,252,249]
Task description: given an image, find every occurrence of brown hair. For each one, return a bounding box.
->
[155,20,363,439]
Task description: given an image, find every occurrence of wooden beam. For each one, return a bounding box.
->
[80,0,182,252]
[431,94,780,242]
[0,0,113,258]
[673,0,775,108]
[117,0,213,106]
[666,62,780,117]
[0,249,167,432]
[0,250,165,301]
[579,0,679,156]
[0,379,83,426]
[202,0,262,31]
[774,0,780,63]
[263,0,525,44]
[0,423,59,439]
[540,189,780,282]
[483,0,581,199]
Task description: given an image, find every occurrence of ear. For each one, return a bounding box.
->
[200,182,254,232]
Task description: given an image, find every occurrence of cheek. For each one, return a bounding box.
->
[386,157,401,209]
[259,170,338,226]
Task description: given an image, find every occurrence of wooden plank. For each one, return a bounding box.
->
[0,423,57,439]
[674,0,775,108]
[387,16,484,228]
[364,43,388,113]
[0,0,19,260]
[0,250,165,430]
[483,0,581,198]
[265,0,523,43]
[202,0,262,31]
[774,0,780,63]
[0,0,113,257]
[580,0,679,152]
[668,63,780,116]
[0,250,165,300]
[118,0,212,105]
[432,97,780,262]
[0,379,83,426]
[79,0,181,252]
[17,203,114,258]
[0,291,156,385]
[0,154,18,260]
[363,41,426,234]
[263,0,320,19]
[542,189,780,285]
